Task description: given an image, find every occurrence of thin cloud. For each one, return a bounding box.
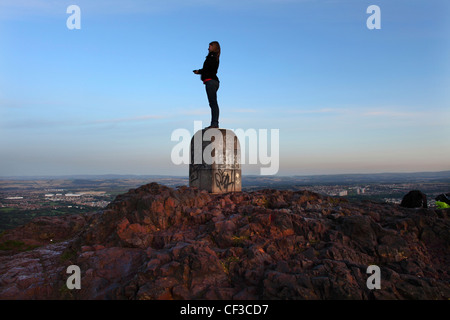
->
[0,119,68,130]
[180,109,209,116]
[88,114,165,125]
[0,99,23,109]
[2,114,166,129]
[287,107,431,119]
[230,108,258,113]
[287,108,350,115]
[362,110,426,118]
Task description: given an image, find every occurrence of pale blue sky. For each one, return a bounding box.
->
[0,0,449,176]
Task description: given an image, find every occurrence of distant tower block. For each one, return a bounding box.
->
[189,128,241,193]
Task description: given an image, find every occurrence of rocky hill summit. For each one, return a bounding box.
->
[0,182,449,299]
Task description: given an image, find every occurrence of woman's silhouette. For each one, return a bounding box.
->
[193,41,221,129]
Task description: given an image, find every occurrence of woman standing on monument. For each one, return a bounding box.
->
[193,41,221,129]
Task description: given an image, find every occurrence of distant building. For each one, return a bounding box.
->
[339,190,348,196]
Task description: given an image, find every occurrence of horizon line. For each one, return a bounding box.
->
[1,169,450,180]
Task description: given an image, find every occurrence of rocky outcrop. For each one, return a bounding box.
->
[1,182,449,299]
[0,214,90,253]
[400,190,428,209]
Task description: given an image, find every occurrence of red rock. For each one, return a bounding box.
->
[0,182,449,300]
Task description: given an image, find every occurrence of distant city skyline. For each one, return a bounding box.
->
[1,0,449,177]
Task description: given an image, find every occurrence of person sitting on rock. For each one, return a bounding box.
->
[400,190,428,209]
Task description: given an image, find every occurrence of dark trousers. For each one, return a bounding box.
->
[205,79,220,127]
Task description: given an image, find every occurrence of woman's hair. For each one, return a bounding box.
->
[209,41,220,61]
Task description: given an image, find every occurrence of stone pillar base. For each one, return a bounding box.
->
[189,128,241,194]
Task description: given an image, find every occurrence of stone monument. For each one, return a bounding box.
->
[189,128,241,193]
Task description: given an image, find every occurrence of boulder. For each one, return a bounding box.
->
[400,190,428,208]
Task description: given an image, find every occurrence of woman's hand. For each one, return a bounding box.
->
[193,70,200,74]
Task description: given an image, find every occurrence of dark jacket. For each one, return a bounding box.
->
[198,52,219,82]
